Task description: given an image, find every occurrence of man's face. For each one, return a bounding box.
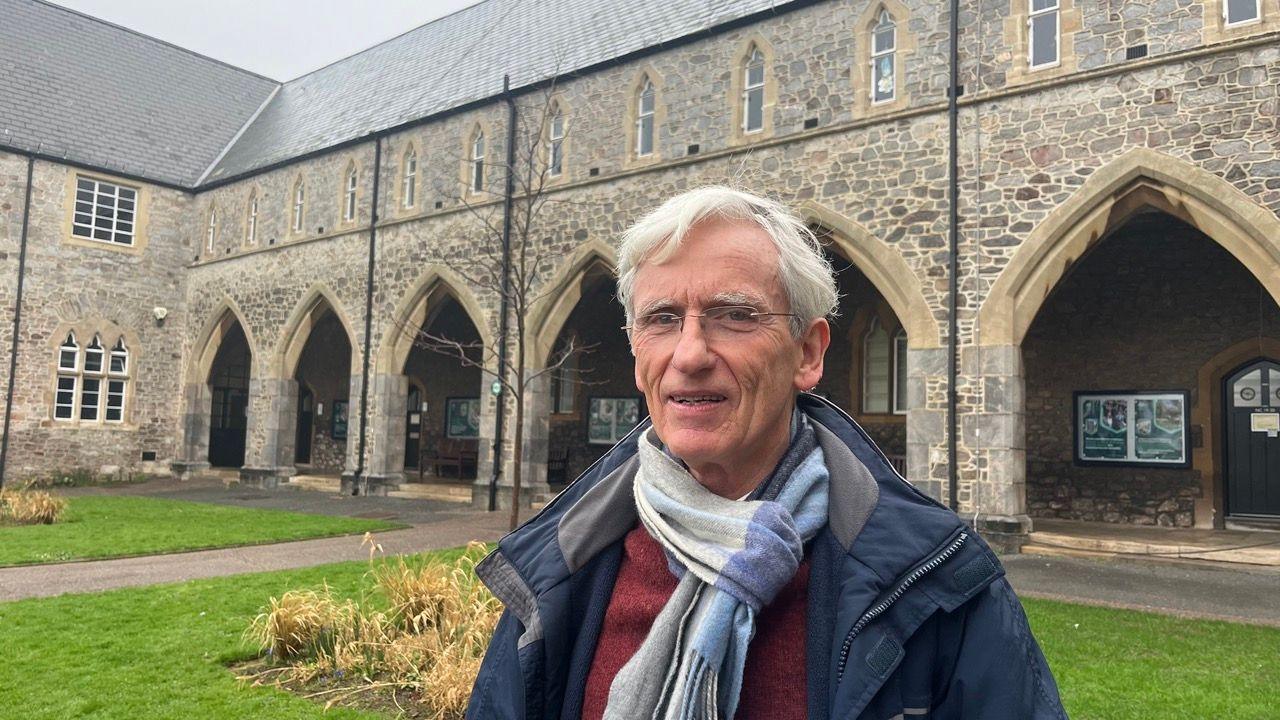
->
[630,217,829,488]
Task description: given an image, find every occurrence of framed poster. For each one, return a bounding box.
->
[588,397,640,445]
[445,397,481,439]
[330,400,349,440]
[1074,391,1189,467]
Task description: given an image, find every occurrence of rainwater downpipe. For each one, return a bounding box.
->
[946,0,961,512]
[352,136,382,495]
[489,74,517,512]
[0,155,35,490]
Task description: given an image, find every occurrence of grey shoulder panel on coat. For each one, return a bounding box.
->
[812,421,880,551]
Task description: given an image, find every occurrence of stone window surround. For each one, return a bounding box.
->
[339,161,360,226]
[541,97,570,185]
[400,144,418,212]
[289,175,307,237]
[47,321,138,429]
[853,0,916,117]
[727,33,777,146]
[61,170,151,256]
[1204,0,1280,43]
[243,188,259,247]
[462,122,492,197]
[1003,0,1079,86]
[623,68,665,167]
[205,204,218,255]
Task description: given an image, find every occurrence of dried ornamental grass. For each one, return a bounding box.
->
[0,486,68,525]
[242,540,502,720]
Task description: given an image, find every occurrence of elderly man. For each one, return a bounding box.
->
[466,187,1065,719]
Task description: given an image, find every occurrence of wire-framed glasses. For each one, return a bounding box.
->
[624,305,796,341]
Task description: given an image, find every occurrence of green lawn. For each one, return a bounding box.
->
[0,557,1275,719]
[0,496,404,567]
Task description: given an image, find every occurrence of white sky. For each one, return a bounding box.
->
[50,0,485,81]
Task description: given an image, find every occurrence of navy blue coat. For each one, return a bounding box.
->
[467,395,1067,719]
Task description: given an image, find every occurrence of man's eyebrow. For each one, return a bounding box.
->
[711,291,766,307]
[635,297,677,316]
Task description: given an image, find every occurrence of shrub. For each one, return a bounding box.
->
[243,541,501,719]
[0,486,68,525]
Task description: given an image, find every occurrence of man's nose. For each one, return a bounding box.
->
[669,316,716,374]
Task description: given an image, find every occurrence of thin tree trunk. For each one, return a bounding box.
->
[508,333,527,530]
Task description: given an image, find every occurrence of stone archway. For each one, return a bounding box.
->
[175,301,258,477]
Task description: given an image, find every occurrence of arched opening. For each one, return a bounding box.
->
[403,295,484,481]
[291,309,353,473]
[1022,210,1280,527]
[544,264,636,484]
[207,320,251,468]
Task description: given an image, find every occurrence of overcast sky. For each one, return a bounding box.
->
[51,0,484,81]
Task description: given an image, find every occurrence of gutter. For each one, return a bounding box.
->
[0,156,36,489]
[489,75,517,512]
[351,136,382,495]
[946,0,960,512]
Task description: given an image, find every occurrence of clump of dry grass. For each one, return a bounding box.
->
[243,538,501,719]
[0,485,68,525]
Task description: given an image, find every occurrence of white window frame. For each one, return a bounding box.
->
[71,175,138,246]
[742,47,766,133]
[402,150,417,209]
[246,193,258,246]
[871,10,897,104]
[892,328,908,415]
[343,168,358,222]
[1028,0,1061,70]
[80,335,105,422]
[636,79,656,157]
[1224,0,1262,26]
[862,317,892,414]
[548,108,565,177]
[292,183,305,232]
[471,132,486,192]
[109,337,129,376]
[205,207,217,253]
[55,333,79,421]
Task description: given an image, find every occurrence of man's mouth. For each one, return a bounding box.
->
[669,394,726,406]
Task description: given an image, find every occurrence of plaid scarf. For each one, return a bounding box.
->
[602,417,829,720]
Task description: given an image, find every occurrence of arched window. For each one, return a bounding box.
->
[742,46,766,133]
[548,105,565,177]
[863,317,891,413]
[871,9,897,103]
[54,333,78,420]
[80,335,104,421]
[1028,0,1060,68]
[471,131,486,192]
[205,206,217,254]
[636,78,656,157]
[343,166,358,222]
[402,148,417,209]
[292,180,306,232]
[245,191,258,246]
[106,338,129,422]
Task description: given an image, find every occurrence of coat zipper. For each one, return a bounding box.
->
[836,530,969,683]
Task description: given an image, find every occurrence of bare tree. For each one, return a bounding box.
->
[398,77,599,530]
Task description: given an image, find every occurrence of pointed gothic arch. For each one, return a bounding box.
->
[527,240,619,368]
[979,148,1280,347]
[798,200,941,348]
[274,285,361,379]
[376,267,493,376]
[188,299,258,386]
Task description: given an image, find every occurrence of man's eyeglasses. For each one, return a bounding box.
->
[624,305,796,341]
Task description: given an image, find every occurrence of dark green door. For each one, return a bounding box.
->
[295,387,314,465]
[1225,359,1280,518]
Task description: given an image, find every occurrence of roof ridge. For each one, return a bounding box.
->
[37,0,280,84]
[278,0,491,82]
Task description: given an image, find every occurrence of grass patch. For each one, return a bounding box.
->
[1025,598,1280,719]
[0,557,1275,719]
[0,496,404,567]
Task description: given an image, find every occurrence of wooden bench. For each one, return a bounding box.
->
[422,437,478,479]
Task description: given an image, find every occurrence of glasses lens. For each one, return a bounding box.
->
[637,312,680,335]
[705,306,760,334]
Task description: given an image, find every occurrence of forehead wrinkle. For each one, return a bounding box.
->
[635,296,675,317]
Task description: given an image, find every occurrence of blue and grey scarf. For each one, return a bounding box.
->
[602,415,829,720]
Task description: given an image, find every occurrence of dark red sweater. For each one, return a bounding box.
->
[581,523,809,720]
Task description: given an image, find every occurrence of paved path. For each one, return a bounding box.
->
[0,512,509,602]
[1005,552,1280,626]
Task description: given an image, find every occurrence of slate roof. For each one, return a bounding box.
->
[0,0,278,187]
[200,0,792,184]
[3,0,792,188]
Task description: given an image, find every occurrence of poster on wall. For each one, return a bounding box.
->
[446,397,481,439]
[1075,391,1188,467]
[331,400,348,440]
[588,397,640,445]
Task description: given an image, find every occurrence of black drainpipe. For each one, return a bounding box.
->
[0,156,35,490]
[352,137,382,495]
[489,74,516,512]
[946,0,961,512]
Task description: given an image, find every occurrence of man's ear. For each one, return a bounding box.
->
[794,317,830,392]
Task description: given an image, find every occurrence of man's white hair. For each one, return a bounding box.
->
[616,186,838,337]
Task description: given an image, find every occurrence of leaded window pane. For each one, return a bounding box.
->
[745,87,764,132]
[638,115,654,156]
[863,320,891,414]
[873,55,895,102]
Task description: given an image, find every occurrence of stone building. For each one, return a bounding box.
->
[3,0,1279,542]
